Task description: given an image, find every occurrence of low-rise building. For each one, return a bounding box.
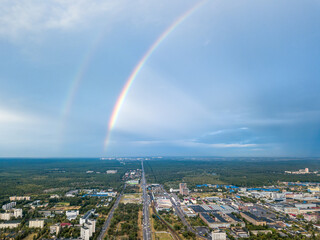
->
[29,219,45,228]
[251,230,272,235]
[200,213,230,228]
[212,230,226,240]
[156,199,172,211]
[66,210,79,220]
[231,227,249,238]
[0,221,20,229]
[223,213,245,227]
[0,213,11,220]
[181,206,197,217]
[240,212,266,226]
[50,223,60,235]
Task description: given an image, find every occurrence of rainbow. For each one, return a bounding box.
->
[104,0,207,150]
[62,31,106,120]
[57,30,107,145]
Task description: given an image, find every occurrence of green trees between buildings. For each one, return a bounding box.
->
[107,203,141,240]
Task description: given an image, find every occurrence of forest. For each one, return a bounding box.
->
[0,158,141,205]
[107,203,141,240]
[143,158,320,188]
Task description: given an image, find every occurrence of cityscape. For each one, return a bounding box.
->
[0,158,320,239]
[1,0,320,240]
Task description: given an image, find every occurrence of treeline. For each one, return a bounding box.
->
[0,158,141,203]
[144,159,320,188]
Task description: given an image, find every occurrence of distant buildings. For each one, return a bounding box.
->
[83,191,117,198]
[126,180,139,185]
[179,183,189,195]
[9,196,30,201]
[65,190,78,197]
[29,219,45,228]
[308,186,320,193]
[66,210,79,220]
[285,168,315,174]
[2,202,16,210]
[169,188,180,193]
[0,209,23,220]
[50,194,60,199]
[106,170,117,174]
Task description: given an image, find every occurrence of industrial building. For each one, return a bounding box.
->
[240,212,266,226]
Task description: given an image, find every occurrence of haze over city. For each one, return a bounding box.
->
[0,0,320,157]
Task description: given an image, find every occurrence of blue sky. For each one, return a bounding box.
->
[0,0,320,157]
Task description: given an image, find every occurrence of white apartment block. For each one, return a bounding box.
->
[0,221,20,229]
[81,226,91,240]
[2,202,16,210]
[0,213,11,220]
[29,219,45,228]
[13,209,23,218]
[9,196,30,201]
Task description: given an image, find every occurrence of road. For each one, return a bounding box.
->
[160,186,209,240]
[97,184,126,240]
[141,160,152,240]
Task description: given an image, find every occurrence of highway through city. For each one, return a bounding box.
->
[160,186,209,240]
[141,160,152,240]
[97,184,126,240]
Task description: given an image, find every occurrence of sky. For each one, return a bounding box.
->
[0,0,320,157]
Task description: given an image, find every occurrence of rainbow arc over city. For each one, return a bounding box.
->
[104,0,207,150]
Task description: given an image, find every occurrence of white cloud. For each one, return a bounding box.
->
[174,140,258,149]
[0,0,197,41]
[129,139,258,149]
[210,143,257,148]
[0,108,30,123]
[0,0,122,40]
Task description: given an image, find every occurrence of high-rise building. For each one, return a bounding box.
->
[80,226,90,240]
[13,209,23,218]
[179,183,189,195]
